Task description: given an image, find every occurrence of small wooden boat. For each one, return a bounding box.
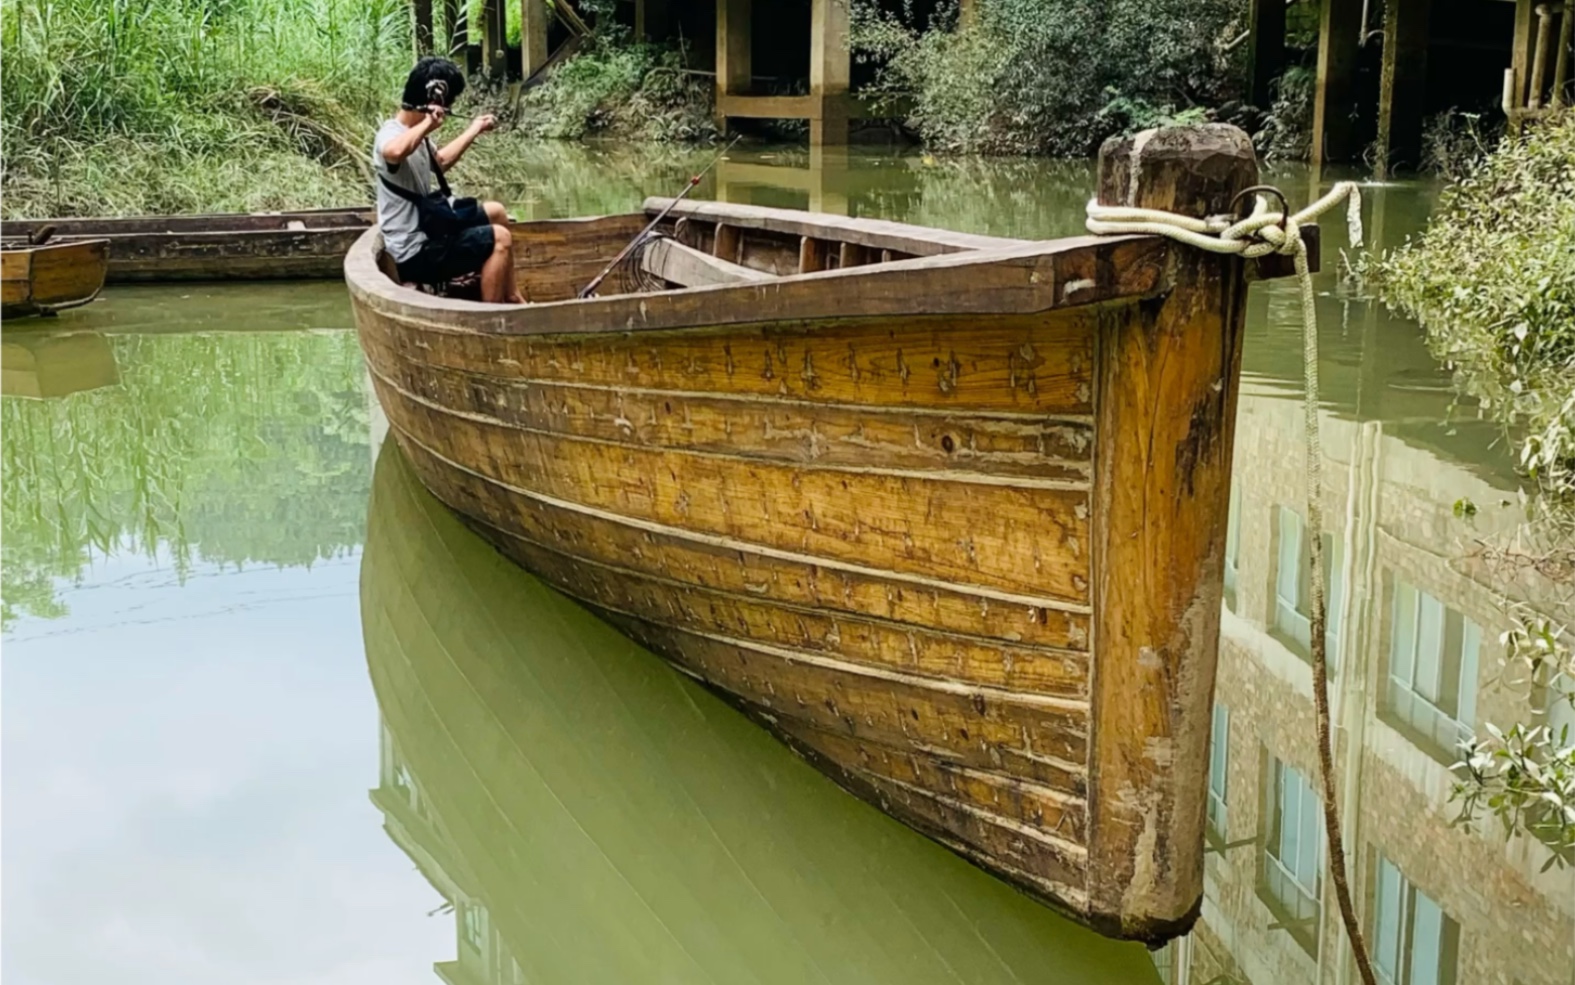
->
[1,239,109,318]
[362,440,1160,983]
[1,206,373,283]
[348,124,1303,941]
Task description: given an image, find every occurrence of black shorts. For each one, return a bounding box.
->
[395,223,495,285]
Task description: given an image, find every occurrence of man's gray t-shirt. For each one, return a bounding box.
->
[372,119,437,263]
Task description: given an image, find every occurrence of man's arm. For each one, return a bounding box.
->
[380,108,445,166]
[435,114,497,171]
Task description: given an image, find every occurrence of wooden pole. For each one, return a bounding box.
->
[521,0,549,79]
[1086,124,1256,941]
[1247,0,1287,108]
[1554,2,1573,107]
[1529,3,1555,108]
[716,0,752,130]
[1311,0,1364,167]
[810,0,851,147]
[1511,0,1539,114]
[1376,0,1431,175]
[414,0,435,54]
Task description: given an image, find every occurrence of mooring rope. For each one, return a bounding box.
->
[1087,182,1379,985]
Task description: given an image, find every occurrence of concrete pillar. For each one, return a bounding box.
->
[810,0,851,147]
[1311,0,1364,167]
[521,0,549,79]
[1247,0,1287,108]
[716,0,751,127]
[480,0,506,77]
[1376,0,1431,176]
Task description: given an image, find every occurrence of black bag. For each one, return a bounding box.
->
[379,138,484,241]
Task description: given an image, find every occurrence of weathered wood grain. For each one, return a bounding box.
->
[642,236,771,287]
[379,384,1092,602]
[1083,124,1253,941]
[362,345,1095,481]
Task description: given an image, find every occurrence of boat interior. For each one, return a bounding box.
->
[378,198,1039,302]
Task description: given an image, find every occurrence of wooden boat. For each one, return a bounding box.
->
[1,331,119,398]
[362,440,1160,983]
[1,206,373,283]
[348,124,1306,941]
[1,240,109,318]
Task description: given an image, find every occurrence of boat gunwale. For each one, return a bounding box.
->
[1,206,374,238]
[344,214,1170,339]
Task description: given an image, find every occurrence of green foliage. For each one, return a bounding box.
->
[1369,113,1575,496]
[1258,65,1314,162]
[1453,721,1575,871]
[851,0,1243,155]
[513,39,716,143]
[0,0,412,215]
[1,329,371,627]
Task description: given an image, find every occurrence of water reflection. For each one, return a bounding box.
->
[0,284,367,628]
[361,440,1159,984]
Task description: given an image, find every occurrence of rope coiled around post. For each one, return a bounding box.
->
[1087,180,1381,985]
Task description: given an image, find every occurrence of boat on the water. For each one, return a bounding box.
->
[2,239,110,319]
[363,440,1160,983]
[348,124,1303,941]
[1,206,373,283]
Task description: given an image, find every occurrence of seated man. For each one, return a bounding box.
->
[373,57,523,303]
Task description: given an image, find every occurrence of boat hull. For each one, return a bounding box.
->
[349,124,1261,942]
[2,207,372,282]
[1,240,109,318]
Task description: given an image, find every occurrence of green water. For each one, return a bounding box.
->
[3,145,1570,985]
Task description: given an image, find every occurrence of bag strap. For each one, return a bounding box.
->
[377,173,433,205]
[424,138,453,199]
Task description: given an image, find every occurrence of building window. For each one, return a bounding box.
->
[461,902,489,954]
[1259,757,1322,954]
[1273,506,1343,665]
[1373,854,1459,985]
[1207,702,1230,845]
[1384,578,1480,764]
[1223,486,1242,612]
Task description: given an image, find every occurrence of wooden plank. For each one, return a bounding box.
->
[394,433,1092,649]
[645,197,1033,256]
[380,389,1094,603]
[641,237,771,287]
[2,207,371,237]
[1084,125,1254,941]
[718,94,819,119]
[798,236,828,273]
[369,305,1101,415]
[362,345,1096,481]
[710,222,741,263]
[838,242,870,268]
[1,249,33,309]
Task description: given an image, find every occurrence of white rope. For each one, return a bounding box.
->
[1086,179,1380,985]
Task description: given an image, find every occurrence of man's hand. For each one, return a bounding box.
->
[423,105,448,131]
[470,113,498,135]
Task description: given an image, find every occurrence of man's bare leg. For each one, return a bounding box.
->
[482,201,525,302]
[480,224,514,303]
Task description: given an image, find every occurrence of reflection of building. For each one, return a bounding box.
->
[370,724,526,985]
[1156,289,1575,984]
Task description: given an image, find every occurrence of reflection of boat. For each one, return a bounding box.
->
[1,240,109,318]
[1,207,373,282]
[1,332,119,398]
[361,442,1160,984]
[353,127,1279,939]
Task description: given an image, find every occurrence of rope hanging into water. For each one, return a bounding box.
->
[1086,182,1380,985]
